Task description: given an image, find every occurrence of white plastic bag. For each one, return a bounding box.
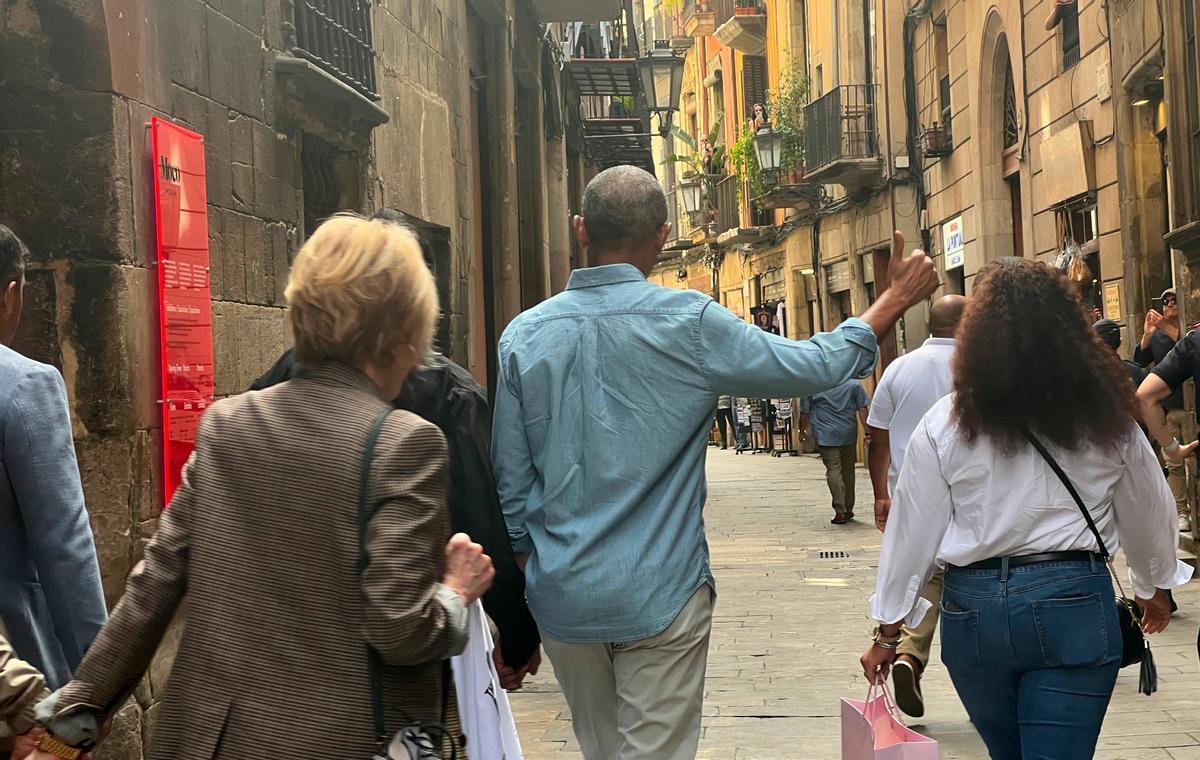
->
[451,601,524,760]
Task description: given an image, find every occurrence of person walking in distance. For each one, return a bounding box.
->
[714,395,744,450]
[866,295,965,718]
[0,226,107,693]
[1135,288,1194,531]
[493,166,938,760]
[801,381,871,525]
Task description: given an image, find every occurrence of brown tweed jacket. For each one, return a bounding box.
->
[57,363,464,759]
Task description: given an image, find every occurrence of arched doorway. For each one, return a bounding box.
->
[979,12,1025,260]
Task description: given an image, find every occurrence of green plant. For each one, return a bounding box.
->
[763,55,810,177]
[667,114,726,216]
[728,124,766,201]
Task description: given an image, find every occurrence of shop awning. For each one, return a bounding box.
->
[531,0,622,22]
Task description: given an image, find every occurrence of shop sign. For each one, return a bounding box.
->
[826,260,852,293]
[943,216,965,270]
[151,117,214,506]
[1104,281,1123,322]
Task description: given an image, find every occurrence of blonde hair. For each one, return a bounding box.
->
[285,214,438,369]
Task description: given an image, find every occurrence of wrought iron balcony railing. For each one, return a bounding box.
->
[713,174,741,234]
[292,0,378,100]
[804,84,882,177]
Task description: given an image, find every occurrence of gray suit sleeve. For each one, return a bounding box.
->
[6,364,107,673]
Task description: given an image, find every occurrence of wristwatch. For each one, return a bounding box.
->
[871,626,902,650]
[37,732,83,760]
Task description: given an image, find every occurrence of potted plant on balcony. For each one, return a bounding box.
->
[765,57,809,184]
[730,58,810,201]
[668,114,726,225]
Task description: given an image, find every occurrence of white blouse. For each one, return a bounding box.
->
[870,395,1194,626]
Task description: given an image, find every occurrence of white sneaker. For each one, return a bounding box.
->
[1180,515,1192,533]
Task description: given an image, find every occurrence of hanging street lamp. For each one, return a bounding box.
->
[753,125,785,182]
[679,174,704,221]
[638,41,685,137]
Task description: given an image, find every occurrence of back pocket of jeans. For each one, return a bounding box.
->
[1031,593,1109,668]
[939,604,982,673]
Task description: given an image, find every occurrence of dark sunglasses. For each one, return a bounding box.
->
[1163,297,1178,306]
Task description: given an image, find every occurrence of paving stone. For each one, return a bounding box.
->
[509,451,1200,758]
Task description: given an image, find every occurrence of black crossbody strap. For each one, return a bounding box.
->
[1020,429,1111,561]
[359,409,458,757]
[359,408,394,748]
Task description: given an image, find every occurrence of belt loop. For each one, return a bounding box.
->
[1000,556,1009,583]
[1089,552,1097,574]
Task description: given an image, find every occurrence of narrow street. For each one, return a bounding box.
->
[510,449,1200,759]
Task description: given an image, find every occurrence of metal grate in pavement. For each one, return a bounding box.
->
[817,550,850,559]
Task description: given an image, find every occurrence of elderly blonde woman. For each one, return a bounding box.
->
[30,215,494,760]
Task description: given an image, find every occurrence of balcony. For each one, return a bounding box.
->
[804,84,885,188]
[711,174,740,237]
[683,3,714,37]
[714,0,766,56]
[561,21,656,175]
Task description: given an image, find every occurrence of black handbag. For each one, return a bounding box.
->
[359,409,460,758]
[1022,430,1157,696]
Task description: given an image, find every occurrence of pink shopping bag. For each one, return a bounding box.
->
[841,682,939,760]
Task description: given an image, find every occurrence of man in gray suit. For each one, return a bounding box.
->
[0,225,106,689]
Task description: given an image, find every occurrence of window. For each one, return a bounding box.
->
[1003,59,1019,150]
[743,55,768,119]
[816,64,824,97]
[1060,2,1080,71]
[1061,203,1101,311]
[293,0,378,99]
[934,17,951,139]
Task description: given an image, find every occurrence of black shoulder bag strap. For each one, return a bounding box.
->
[358,410,459,757]
[1020,429,1111,560]
[358,409,394,749]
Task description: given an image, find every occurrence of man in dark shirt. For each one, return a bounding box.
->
[1135,289,1193,530]
[1137,327,1200,532]
[1095,319,1148,389]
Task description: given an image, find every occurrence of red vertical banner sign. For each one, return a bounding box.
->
[151,117,214,505]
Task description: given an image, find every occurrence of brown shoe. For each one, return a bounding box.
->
[830,513,849,525]
[892,654,925,718]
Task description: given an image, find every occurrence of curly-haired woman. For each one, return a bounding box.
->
[861,258,1192,758]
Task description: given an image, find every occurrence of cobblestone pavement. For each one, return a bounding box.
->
[508,448,1200,759]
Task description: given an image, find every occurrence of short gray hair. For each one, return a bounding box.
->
[0,225,28,285]
[581,166,668,249]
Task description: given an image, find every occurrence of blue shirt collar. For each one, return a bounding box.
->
[565,263,647,291]
[924,337,956,347]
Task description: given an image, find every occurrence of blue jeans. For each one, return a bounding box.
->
[940,557,1122,759]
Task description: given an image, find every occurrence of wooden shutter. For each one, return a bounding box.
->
[743,55,767,118]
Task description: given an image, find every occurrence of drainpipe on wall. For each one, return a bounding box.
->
[811,217,826,330]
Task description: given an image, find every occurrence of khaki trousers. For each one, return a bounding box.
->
[818,444,857,515]
[1165,409,1195,518]
[896,569,945,667]
[540,587,714,760]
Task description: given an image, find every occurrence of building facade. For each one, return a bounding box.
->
[651,0,1188,436]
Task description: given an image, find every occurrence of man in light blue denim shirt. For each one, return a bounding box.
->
[492,167,938,759]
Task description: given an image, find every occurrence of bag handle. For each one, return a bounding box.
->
[359,409,394,748]
[1020,429,1132,601]
[865,678,906,725]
